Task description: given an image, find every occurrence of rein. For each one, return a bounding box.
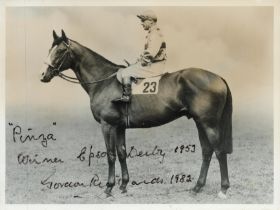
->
[46,40,117,85]
[58,72,117,84]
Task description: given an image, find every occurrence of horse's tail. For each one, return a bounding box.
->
[219,78,233,154]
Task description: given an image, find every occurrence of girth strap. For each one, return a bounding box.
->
[125,103,130,128]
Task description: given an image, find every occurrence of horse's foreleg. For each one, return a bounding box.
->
[215,151,230,199]
[101,121,116,196]
[115,127,129,193]
[193,122,213,193]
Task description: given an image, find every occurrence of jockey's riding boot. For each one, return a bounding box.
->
[112,77,132,103]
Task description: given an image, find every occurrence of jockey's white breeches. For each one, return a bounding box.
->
[116,61,166,83]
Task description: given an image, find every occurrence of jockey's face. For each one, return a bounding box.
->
[141,19,155,30]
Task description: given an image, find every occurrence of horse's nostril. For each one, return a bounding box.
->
[41,72,45,76]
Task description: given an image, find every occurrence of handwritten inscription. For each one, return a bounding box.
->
[9,122,57,148]
[131,176,164,185]
[17,153,64,165]
[41,171,90,190]
[9,122,196,193]
[127,145,165,163]
[77,145,107,166]
[174,144,195,153]
[170,174,193,184]
[41,171,193,190]
[77,145,166,166]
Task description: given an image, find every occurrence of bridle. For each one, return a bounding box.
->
[44,40,116,84]
[44,41,72,77]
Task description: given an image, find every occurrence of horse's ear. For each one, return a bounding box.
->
[61,29,68,41]
[53,30,59,40]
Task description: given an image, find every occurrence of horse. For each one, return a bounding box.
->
[41,30,233,199]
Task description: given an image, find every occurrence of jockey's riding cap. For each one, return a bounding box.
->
[137,10,157,22]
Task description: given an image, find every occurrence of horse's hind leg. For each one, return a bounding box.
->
[115,127,129,193]
[192,122,213,193]
[200,119,230,198]
[101,121,116,196]
[215,151,230,198]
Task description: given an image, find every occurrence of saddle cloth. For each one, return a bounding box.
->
[132,76,161,95]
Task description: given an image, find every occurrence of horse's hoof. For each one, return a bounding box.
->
[218,191,227,199]
[121,188,127,193]
[119,185,127,193]
[105,192,112,198]
[189,190,197,197]
[192,185,202,193]
[104,188,112,197]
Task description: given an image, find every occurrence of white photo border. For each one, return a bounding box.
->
[0,0,279,210]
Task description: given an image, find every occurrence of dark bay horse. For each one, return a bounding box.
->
[41,30,233,199]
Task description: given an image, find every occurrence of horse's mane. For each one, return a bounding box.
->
[70,39,126,69]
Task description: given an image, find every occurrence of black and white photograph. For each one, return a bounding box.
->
[1,0,280,208]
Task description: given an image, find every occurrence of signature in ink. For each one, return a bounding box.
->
[41,170,106,190]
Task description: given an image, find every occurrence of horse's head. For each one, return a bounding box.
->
[41,30,73,83]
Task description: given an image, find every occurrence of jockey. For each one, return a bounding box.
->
[112,10,167,103]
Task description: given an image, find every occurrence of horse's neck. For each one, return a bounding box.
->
[70,41,118,88]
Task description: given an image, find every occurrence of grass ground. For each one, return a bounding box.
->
[6,108,273,203]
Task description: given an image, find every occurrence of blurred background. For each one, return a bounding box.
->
[6,6,273,122]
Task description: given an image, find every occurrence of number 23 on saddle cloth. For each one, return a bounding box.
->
[131,76,162,95]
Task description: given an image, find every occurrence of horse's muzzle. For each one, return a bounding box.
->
[40,71,52,83]
[41,77,50,83]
